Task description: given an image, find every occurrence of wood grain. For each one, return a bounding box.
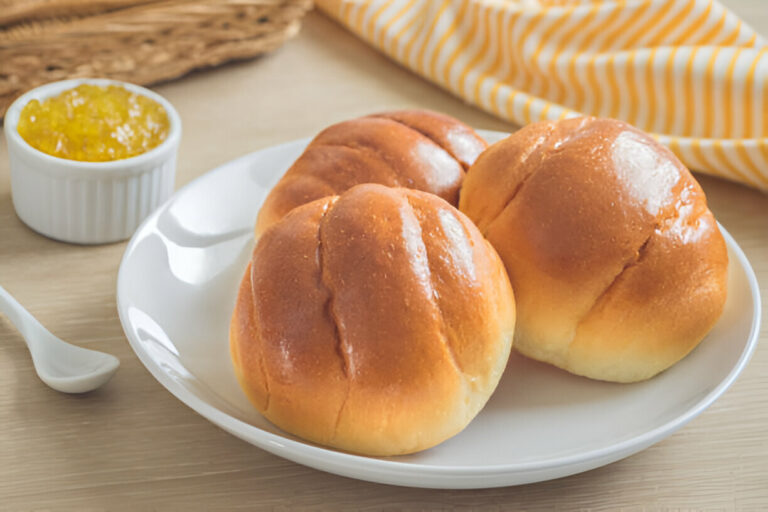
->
[1,2,767,510]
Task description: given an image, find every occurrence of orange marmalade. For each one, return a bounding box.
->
[17,84,170,162]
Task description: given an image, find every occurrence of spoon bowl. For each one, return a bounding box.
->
[1,284,119,393]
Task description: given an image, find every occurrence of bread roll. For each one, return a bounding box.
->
[254,109,487,237]
[459,117,728,383]
[232,184,515,455]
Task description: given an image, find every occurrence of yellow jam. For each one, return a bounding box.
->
[17,83,170,162]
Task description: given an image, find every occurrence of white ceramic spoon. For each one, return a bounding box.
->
[0,284,119,393]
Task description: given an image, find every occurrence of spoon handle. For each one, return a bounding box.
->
[0,284,46,352]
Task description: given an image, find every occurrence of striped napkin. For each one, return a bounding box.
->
[316,0,768,191]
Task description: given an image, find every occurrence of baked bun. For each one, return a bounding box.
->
[459,117,728,383]
[254,109,487,237]
[232,184,515,455]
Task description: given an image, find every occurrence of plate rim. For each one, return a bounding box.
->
[116,132,762,487]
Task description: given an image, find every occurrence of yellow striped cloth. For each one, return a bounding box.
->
[316,0,768,191]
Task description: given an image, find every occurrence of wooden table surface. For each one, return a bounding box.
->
[1,3,767,510]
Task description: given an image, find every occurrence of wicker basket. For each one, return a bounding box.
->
[0,0,313,118]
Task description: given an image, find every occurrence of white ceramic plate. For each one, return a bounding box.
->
[117,131,761,489]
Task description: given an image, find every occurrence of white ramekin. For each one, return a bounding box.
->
[4,78,181,244]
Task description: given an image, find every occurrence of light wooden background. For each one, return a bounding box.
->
[1,1,767,510]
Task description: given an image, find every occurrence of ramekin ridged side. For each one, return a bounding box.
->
[3,78,181,244]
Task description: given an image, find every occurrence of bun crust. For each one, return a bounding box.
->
[459,117,728,383]
[254,110,487,237]
[232,184,515,455]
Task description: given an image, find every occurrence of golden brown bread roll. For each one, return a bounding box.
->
[232,184,515,455]
[459,117,728,383]
[254,109,487,237]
